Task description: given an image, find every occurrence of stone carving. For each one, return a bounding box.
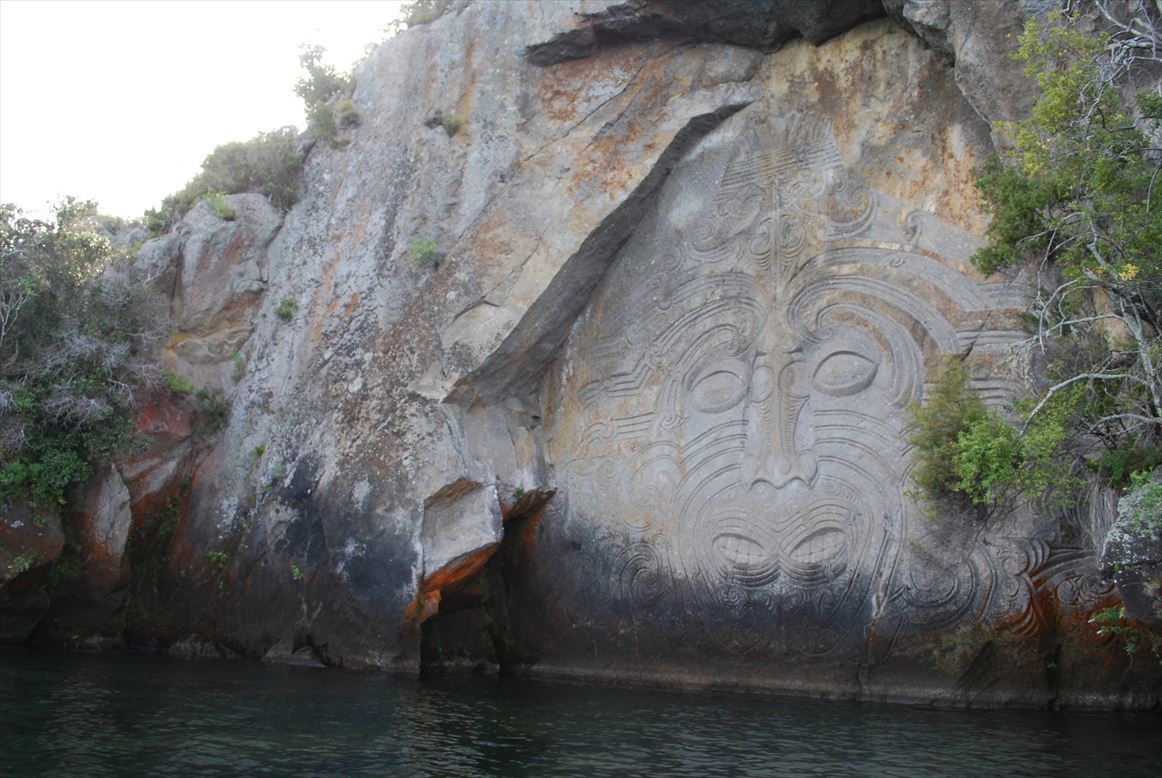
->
[551,109,1051,658]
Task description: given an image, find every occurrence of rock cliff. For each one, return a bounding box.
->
[3,0,1160,708]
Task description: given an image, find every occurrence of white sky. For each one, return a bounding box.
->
[0,0,405,219]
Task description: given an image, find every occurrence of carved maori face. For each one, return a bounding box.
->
[558,110,1013,655]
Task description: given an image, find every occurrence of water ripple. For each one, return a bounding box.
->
[1,648,1159,777]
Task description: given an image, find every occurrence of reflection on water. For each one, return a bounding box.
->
[1,647,1159,777]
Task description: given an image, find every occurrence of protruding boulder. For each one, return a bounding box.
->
[408,479,505,630]
[1102,486,1162,629]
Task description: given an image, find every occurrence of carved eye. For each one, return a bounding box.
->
[687,360,749,414]
[812,351,878,397]
[779,360,812,399]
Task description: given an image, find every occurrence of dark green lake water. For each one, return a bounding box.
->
[1,647,1159,777]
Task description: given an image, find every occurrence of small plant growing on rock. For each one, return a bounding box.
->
[400,0,453,28]
[164,370,197,395]
[9,555,33,574]
[1126,470,1162,534]
[230,349,246,382]
[201,192,236,221]
[206,550,229,568]
[291,564,303,582]
[275,296,299,322]
[307,103,343,148]
[335,98,361,130]
[410,236,441,267]
[423,110,462,137]
[194,389,229,435]
[1088,604,1158,657]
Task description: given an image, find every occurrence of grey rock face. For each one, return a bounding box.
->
[883,0,1043,135]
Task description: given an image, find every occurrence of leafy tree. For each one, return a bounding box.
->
[910,4,1162,507]
[1,199,161,504]
[295,46,356,147]
[294,45,353,110]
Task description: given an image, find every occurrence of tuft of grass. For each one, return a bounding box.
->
[229,349,246,382]
[335,98,361,129]
[423,110,462,137]
[275,297,299,322]
[410,236,441,267]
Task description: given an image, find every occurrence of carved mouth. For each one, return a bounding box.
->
[711,531,780,588]
[701,490,864,591]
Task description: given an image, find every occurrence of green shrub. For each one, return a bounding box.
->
[907,360,988,502]
[296,46,356,150]
[0,444,91,506]
[275,296,299,322]
[1126,470,1162,533]
[1,199,161,506]
[201,192,236,221]
[1088,604,1157,656]
[294,45,353,110]
[307,103,341,147]
[967,9,1162,504]
[400,0,452,27]
[144,127,303,234]
[423,110,462,137]
[335,98,361,130]
[194,389,228,435]
[410,236,441,267]
[206,550,229,568]
[163,370,196,395]
[1095,447,1162,491]
[907,359,1073,509]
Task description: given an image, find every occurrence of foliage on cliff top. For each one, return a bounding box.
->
[1,199,161,504]
[295,45,354,109]
[144,127,304,234]
[911,4,1162,509]
[398,0,453,29]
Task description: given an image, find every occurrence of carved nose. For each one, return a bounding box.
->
[741,352,817,490]
[741,448,818,491]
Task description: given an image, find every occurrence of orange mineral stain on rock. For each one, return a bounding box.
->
[403,544,499,634]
